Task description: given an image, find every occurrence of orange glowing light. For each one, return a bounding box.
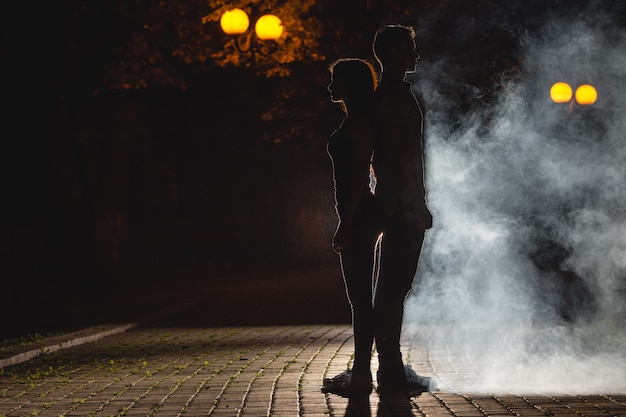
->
[575,84,598,105]
[254,14,283,40]
[220,8,249,35]
[550,82,573,103]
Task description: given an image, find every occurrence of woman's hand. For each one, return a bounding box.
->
[333,220,352,253]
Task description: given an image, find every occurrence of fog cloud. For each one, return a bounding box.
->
[404,1,626,394]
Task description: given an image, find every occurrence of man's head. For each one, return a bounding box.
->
[373,25,420,76]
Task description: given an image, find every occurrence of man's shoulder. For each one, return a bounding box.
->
[343,116,372,136]
[376,79,412,93]
[375,84,420,119]
[376,81,417,101]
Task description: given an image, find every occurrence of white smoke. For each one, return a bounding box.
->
[404,2,626,394]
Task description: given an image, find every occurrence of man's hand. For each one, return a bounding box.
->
[417,205,433,230]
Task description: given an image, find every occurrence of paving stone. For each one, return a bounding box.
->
[1,322,625,416]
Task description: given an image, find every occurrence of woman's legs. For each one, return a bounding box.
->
[340,202,382,377]
[340,240,376,376]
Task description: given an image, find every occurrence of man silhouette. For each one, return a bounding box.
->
[371,24,433,392]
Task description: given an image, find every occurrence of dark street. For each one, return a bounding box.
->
[3,1,626,413]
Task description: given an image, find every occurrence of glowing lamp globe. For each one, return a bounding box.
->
[550,82,573,103]
[575,84,597,105]
[220,8,249,35]
[255,14,283,40]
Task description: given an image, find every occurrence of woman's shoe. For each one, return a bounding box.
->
[322,369,373,396]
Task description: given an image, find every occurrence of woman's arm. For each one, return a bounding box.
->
[333,118,374,252]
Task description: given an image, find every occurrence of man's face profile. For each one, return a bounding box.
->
[385,38,420,74]
[404,40,420,73]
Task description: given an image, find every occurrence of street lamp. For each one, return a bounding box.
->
[550,82,573,103]
[574,84,598,106]
[219,8,283,52]
[254,14,283,40]
[550,81,598,112]
[220,8,250,35]
[217,8,284,142]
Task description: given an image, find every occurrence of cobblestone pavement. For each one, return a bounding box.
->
[2,324,625,417]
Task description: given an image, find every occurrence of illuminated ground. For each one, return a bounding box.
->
[2,324,626,416]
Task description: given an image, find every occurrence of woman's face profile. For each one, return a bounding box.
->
[328,73,346,104]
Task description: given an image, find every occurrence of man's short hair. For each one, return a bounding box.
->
[373,24,416,63]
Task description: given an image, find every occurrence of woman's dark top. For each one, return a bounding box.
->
[327,116,375,221]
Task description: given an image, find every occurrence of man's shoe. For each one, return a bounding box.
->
[376,364,436,395]
[322,369,373,396]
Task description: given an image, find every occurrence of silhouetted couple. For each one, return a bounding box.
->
[324,25,433,396]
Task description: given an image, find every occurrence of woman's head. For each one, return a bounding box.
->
[328,58,378,115]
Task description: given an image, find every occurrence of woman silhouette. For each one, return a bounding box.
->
[323,58,383,395]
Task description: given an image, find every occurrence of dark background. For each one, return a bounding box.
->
[2,0,623,337]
